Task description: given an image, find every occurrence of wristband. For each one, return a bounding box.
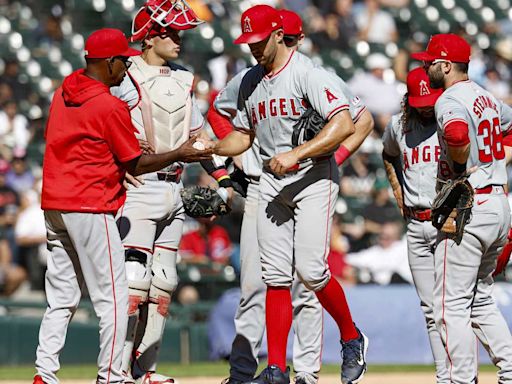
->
[335,145,350,166]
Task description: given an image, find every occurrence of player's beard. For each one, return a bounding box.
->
[428,65,445,89]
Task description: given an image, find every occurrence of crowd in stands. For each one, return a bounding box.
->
[1,0,512,297]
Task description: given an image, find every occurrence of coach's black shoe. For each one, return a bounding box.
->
[341,327,369,384]
[249,365,290,384]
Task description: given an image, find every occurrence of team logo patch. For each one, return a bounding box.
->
[243,16,252,33]
[419,80,430,96]
[324,88,338,103]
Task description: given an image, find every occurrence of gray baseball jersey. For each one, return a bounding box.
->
[382,113,450,382]
[233,51,351,162]
[382,113,439,209]
[435,80,512,186]
[433,79,512,383]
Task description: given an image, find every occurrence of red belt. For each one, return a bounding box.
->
[475,185,503,194]
[407,208,431,221]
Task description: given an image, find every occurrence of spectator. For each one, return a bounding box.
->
[0,101,31,156]
[483,67,510,101]
[0,59,31,102]
[348,53,403,133]
[328,214,356,284]
[179,217,233,265]
[6,148,34,194]
[355,0,397,44]
[363,176,402,235]
[15,181,47,291]
[346,221,411,284]
[0,230,26,296]
[0,159,20,263]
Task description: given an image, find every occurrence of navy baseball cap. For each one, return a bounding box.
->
[234,5,282,45]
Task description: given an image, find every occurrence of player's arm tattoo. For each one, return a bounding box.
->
[383,150,405,213]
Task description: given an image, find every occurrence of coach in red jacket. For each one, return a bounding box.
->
[34,28,212,384]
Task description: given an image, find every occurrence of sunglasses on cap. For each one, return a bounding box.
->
[423,59,451,70]
[106,56,132,69]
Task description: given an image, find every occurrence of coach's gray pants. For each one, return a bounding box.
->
[36,211,128,384]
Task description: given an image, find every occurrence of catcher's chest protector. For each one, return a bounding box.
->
[129,56,193,154]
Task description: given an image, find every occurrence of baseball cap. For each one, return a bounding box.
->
[85,28,141,59]
[278,9,302,36]
[411,34,471,63]
[234,5,282,45]
[407,67,442,108]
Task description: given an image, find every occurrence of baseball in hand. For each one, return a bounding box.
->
[192,141,206,150]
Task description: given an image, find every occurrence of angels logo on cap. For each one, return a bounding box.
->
[234,5,282,45]
[243,16,253,33]
[419,80,431,96]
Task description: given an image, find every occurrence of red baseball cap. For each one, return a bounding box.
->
[407,67,443,108]
[85,28,141,58]
[234,5,283,45]
[411,34,471,63]
[279,9,303,36]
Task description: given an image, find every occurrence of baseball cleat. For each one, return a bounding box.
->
[221,378,245,384]
[293,372,317,384]
[135,372,178,384]
[341,327,369,384]
[33,375,46,384]
[248,365,290,384]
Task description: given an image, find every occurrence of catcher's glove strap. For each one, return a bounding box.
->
[406,207,431,221]
[475,184,503,195]
[157,172,181,183]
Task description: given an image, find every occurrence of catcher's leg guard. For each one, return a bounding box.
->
[133,246,178,374]
[122,248,152,376]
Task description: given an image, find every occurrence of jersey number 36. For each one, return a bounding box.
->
[478,117,505,163]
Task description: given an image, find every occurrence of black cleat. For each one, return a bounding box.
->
[248,365,290,384]
[341,327,369,384]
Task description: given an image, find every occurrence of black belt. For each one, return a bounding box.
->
[156,172,181,183]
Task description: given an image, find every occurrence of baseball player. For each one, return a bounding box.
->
[382,67,449,383]
[207,8,373,384]
[110,1,233,383]
[413,34,512,383]
[210,5,368,384]
[33,28,211,384]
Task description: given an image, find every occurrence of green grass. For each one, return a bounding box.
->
[0,362,498,380]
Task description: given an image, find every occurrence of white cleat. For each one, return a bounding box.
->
[135,372,179,384]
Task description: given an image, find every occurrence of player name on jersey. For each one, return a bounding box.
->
[473,95,498,118]
[403,145,441,171]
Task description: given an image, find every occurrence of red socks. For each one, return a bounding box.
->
[315,278,358,341]
[266,286,292,371]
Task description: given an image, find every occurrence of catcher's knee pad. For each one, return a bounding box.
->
[151,248,179,292]
[125,248,152,290]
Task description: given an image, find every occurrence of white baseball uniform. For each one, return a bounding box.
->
[111,56,204,378]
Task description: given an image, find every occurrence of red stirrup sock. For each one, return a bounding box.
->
[315,278,358,341]
[266,286,292,371]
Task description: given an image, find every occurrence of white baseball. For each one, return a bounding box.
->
[192,141,205,150]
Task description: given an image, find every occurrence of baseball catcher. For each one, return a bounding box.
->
[431,175,474,244]
[180,185,231,218]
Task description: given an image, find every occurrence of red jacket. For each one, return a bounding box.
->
[42,69,141,213]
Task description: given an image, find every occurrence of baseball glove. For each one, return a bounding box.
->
[431,176,474,244]
[180,186,231,218]
[291,107,326,147]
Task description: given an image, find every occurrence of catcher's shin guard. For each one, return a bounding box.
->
[133,247,177,374]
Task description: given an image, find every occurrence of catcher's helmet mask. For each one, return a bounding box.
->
[131,0,203,42]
